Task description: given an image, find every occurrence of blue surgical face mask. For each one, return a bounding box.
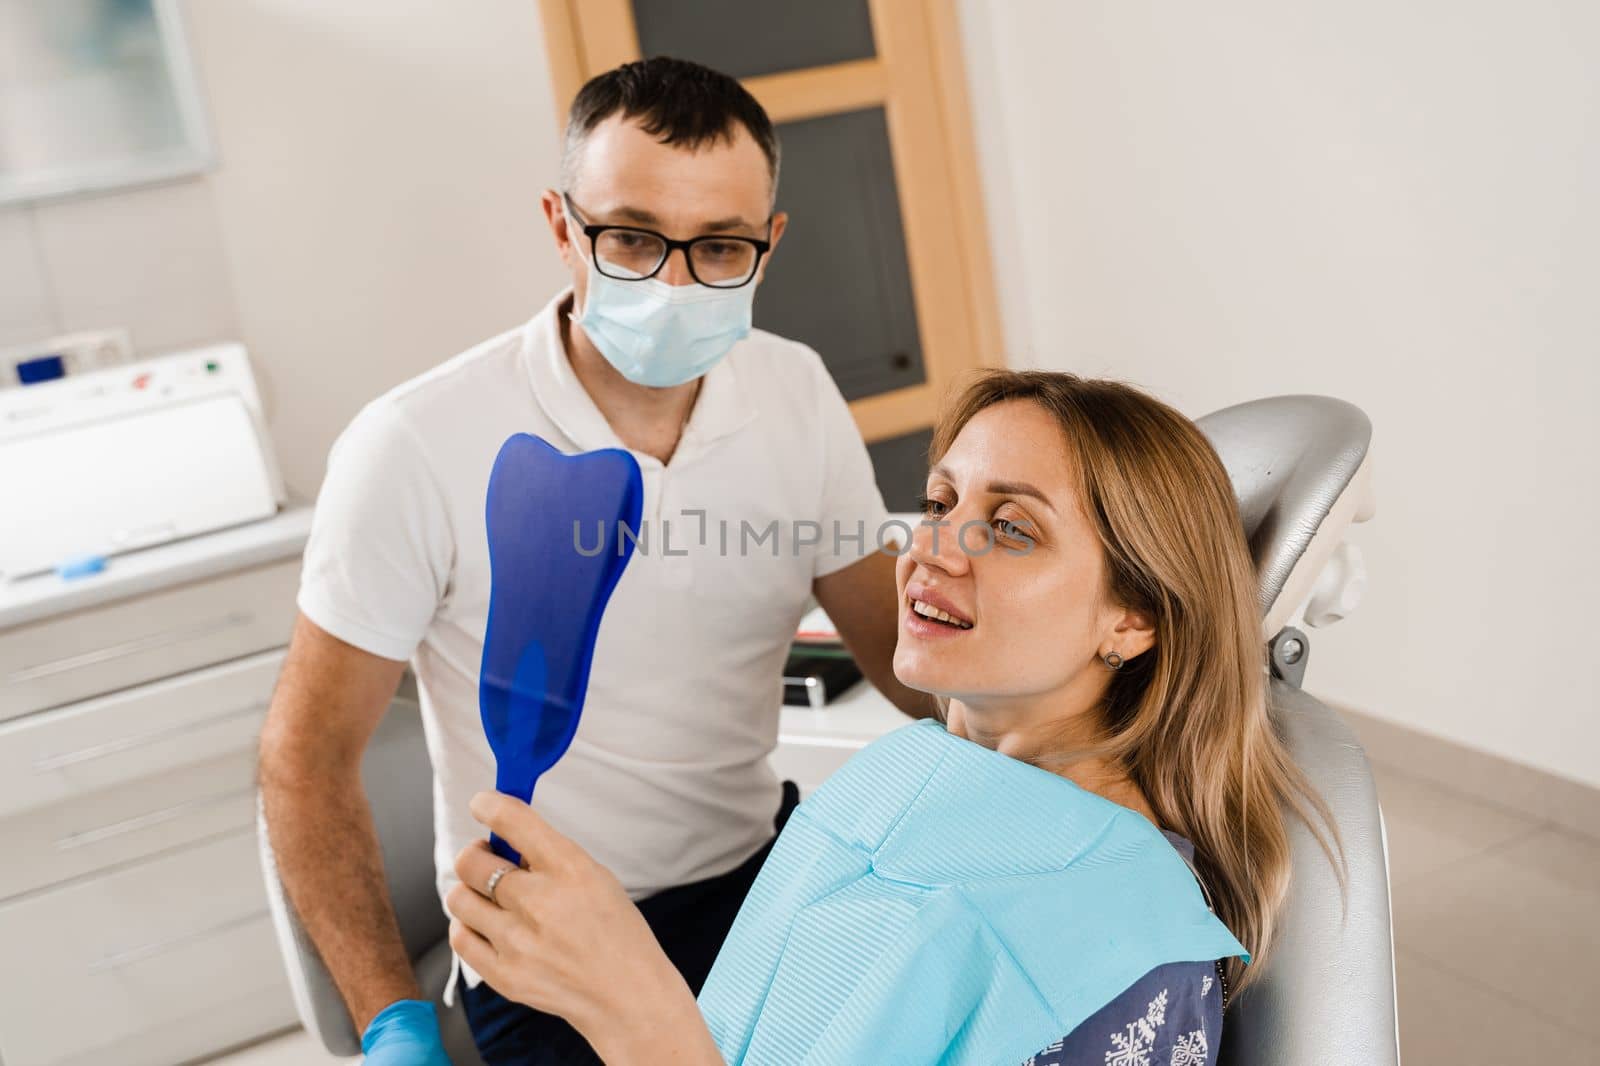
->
[568,223,756,389]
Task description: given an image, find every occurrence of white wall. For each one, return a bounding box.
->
[1,2,570,500]
[183,0,570,496]
[959,0,1600,787]
[0,171,238,369]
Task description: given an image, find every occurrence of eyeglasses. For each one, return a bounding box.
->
[562,193,772,289]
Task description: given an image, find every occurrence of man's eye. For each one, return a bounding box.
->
[699,240,742,259]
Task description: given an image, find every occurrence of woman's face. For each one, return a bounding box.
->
[893,400,1152,713]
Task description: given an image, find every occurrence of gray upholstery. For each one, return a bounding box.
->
[1198,395,1377,639]
[259,392,1397,1065]
[1223,680,1400,1065]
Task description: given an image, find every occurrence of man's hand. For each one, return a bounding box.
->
[447,793,724,1066]
[360,999,452,1064]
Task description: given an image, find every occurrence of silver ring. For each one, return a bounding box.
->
[484,865,514,905]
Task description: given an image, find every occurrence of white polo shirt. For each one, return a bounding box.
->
[296,289,888,986]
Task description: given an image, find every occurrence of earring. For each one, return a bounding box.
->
[1103,651,1124,671]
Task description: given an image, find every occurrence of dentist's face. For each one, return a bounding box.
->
[542,114,787,307]
[893,400,1140,709]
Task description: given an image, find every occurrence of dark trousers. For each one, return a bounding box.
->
[461,781,801,1065]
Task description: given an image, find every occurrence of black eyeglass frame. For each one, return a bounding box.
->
[562,193,773,289]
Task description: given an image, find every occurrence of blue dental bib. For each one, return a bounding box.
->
[698,718,1249,1065]
[478,433,642,864]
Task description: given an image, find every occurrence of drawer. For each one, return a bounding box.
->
[0,829,296,1066]
[0,750,259,900]
[0,557,298,721]
[0,647,283,819]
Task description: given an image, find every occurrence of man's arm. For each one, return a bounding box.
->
[812,550,937,720]
[258,612,418,1032]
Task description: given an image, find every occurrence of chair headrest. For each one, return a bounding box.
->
[1196,395,1375,637]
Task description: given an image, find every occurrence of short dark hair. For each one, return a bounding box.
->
[561,56,780,199]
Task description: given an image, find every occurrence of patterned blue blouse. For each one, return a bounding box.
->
[1020,831,1227,1066]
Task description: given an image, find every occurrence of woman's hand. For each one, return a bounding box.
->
[447,791,724,1064]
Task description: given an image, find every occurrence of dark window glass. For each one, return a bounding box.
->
[630,0,875,80]
[755,107,925,402]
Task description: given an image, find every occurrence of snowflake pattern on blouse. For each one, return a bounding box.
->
[1017,960,1221,1066]
[1171,1029,1210,1066]
[1108,987,1167,1065]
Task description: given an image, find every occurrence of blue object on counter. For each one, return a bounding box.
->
[55,553,107,580]
[17,353,66,386]
[478,433,643,866]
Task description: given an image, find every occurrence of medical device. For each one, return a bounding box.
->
[0,343,286,582]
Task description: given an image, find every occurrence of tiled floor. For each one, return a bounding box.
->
[203,757,1599,1065]
[1374,761,1598,1063]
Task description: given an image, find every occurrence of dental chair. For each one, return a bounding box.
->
[1196,396,1397,1065]
[258,394,1397,1065]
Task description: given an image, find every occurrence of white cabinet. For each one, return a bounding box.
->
[0,559,298,723]
[0,509,311,1066]
[0,831,297,1066]
[0,648,283,819]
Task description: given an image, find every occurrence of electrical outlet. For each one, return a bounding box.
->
[0,328,135,389]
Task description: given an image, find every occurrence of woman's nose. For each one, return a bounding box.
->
[906,512,972,576]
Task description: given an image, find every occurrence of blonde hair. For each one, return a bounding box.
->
[930,369,1346,994]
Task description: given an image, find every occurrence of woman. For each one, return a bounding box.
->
[446,370,1344,1064]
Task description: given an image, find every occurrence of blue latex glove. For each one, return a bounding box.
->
[360,999,451,1065]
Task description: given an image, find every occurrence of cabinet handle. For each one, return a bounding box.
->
[33,701,267,772]
[55,786,256,851]
[88,909,270,975]
[6,611,254,685]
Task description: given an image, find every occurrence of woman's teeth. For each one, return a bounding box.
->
[911,599,972,629]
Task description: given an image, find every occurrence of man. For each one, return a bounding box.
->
[259,56,933,1065]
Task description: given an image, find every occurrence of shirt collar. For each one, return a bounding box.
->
[522,287,756,461]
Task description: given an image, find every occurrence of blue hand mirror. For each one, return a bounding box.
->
[477,433,643,865]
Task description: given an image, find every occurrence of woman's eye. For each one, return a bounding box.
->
[993,518,1034,544]
[918,495,950,518]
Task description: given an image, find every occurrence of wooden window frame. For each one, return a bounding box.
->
[536,0,1001,445]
